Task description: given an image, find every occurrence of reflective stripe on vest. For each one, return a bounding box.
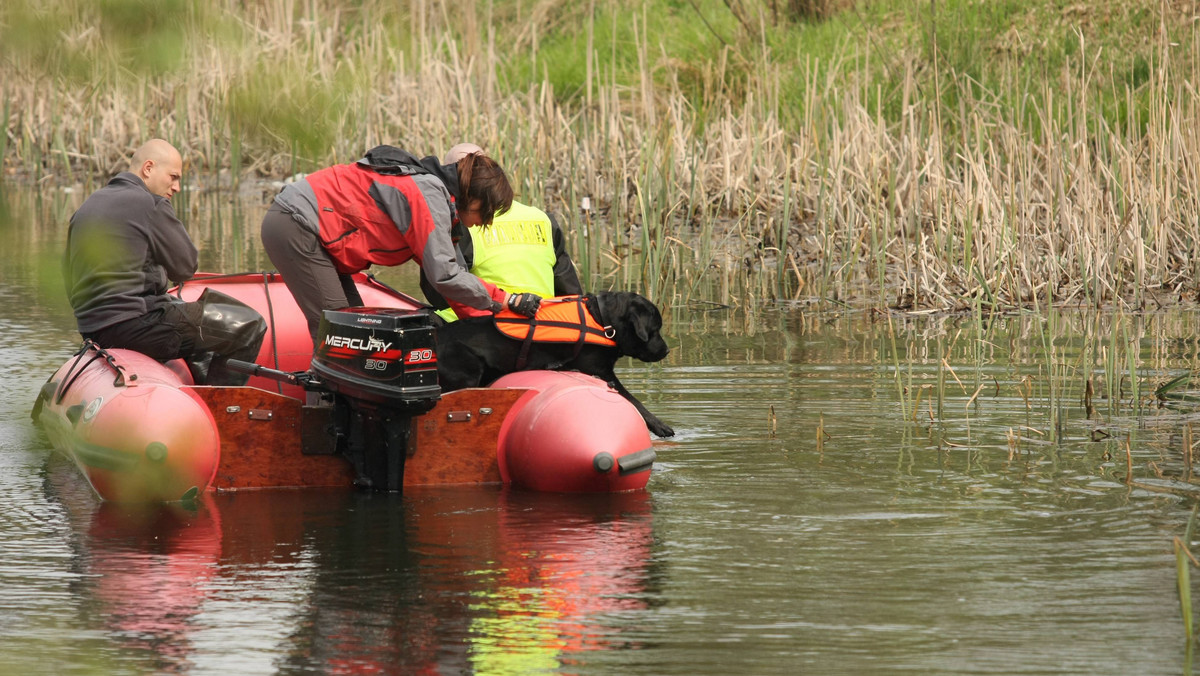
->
[470,201,556,297]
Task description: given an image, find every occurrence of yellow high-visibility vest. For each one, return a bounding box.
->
[437,200,557,322]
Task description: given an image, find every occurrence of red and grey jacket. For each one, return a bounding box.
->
[272,146,507,315]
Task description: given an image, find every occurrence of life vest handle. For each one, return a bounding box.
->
[542,295,616,339]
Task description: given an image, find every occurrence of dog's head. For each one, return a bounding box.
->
[596,291,670,363]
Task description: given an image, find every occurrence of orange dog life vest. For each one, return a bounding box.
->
[493,296,617,347]
[492,296,617,370]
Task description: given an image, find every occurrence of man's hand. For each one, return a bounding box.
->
[506,292,542,317]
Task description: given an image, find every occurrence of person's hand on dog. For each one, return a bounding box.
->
[505,292,542,317]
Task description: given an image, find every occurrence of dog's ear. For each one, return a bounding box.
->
[632,311,651,343]
[631,294,664,343]
[611,292,652,341]
[600,291,658,345]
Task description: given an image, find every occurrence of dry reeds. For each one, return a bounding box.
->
[2,0,1199,309]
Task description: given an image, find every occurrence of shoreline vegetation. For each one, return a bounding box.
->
[2,0,1198,311]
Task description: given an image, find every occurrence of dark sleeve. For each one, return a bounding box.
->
[147,200,199,283]
[549,214,583,295]
[456,223,475,269]
[419,267,449,309]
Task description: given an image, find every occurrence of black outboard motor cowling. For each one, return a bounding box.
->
[311,307,440,408]
[310,307,441,492]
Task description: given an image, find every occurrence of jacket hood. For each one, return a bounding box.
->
[357,145,461,199]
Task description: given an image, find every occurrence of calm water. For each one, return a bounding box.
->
[2,183,1198,674]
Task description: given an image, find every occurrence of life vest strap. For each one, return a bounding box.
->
[492,295,616,370]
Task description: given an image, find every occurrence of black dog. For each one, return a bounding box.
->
[435,292,674,437]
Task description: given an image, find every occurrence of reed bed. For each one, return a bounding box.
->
[2,0,1199,311]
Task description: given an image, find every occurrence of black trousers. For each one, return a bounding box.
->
[83,298,265,385]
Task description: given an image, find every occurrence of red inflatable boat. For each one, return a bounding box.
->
[35,273,656,502]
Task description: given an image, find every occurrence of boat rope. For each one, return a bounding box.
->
[54,340,129,404]
[172,271,268,290]
[260,271,283,394]
[365,272,428,308]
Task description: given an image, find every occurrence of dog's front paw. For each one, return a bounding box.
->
[648,419,675,438]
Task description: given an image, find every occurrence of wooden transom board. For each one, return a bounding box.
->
[190,386,356,490]
[406,387,528,486]
[188,386,528,490]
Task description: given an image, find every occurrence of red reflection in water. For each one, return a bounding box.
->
[57,481,654,674]
[291,488,656,674]
[475,490,654,665]
[81,496,222,671]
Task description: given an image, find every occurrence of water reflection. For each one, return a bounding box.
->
[47,471,654,675]
[284,489,654,674]
[9,183,1200,674]
[467,491,654,672]
[73,500,222,673]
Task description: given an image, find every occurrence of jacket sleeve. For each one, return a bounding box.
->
[147,199,199,283]
[382,175,507,312]
[549,214,583,295]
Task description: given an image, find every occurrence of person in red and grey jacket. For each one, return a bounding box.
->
[260,145,542,341]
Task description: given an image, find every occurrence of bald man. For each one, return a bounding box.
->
[63,139,265,384]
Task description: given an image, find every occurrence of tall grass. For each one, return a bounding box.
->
[1,0,1198,310]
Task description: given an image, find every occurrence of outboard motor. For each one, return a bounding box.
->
[310,307,440,491]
